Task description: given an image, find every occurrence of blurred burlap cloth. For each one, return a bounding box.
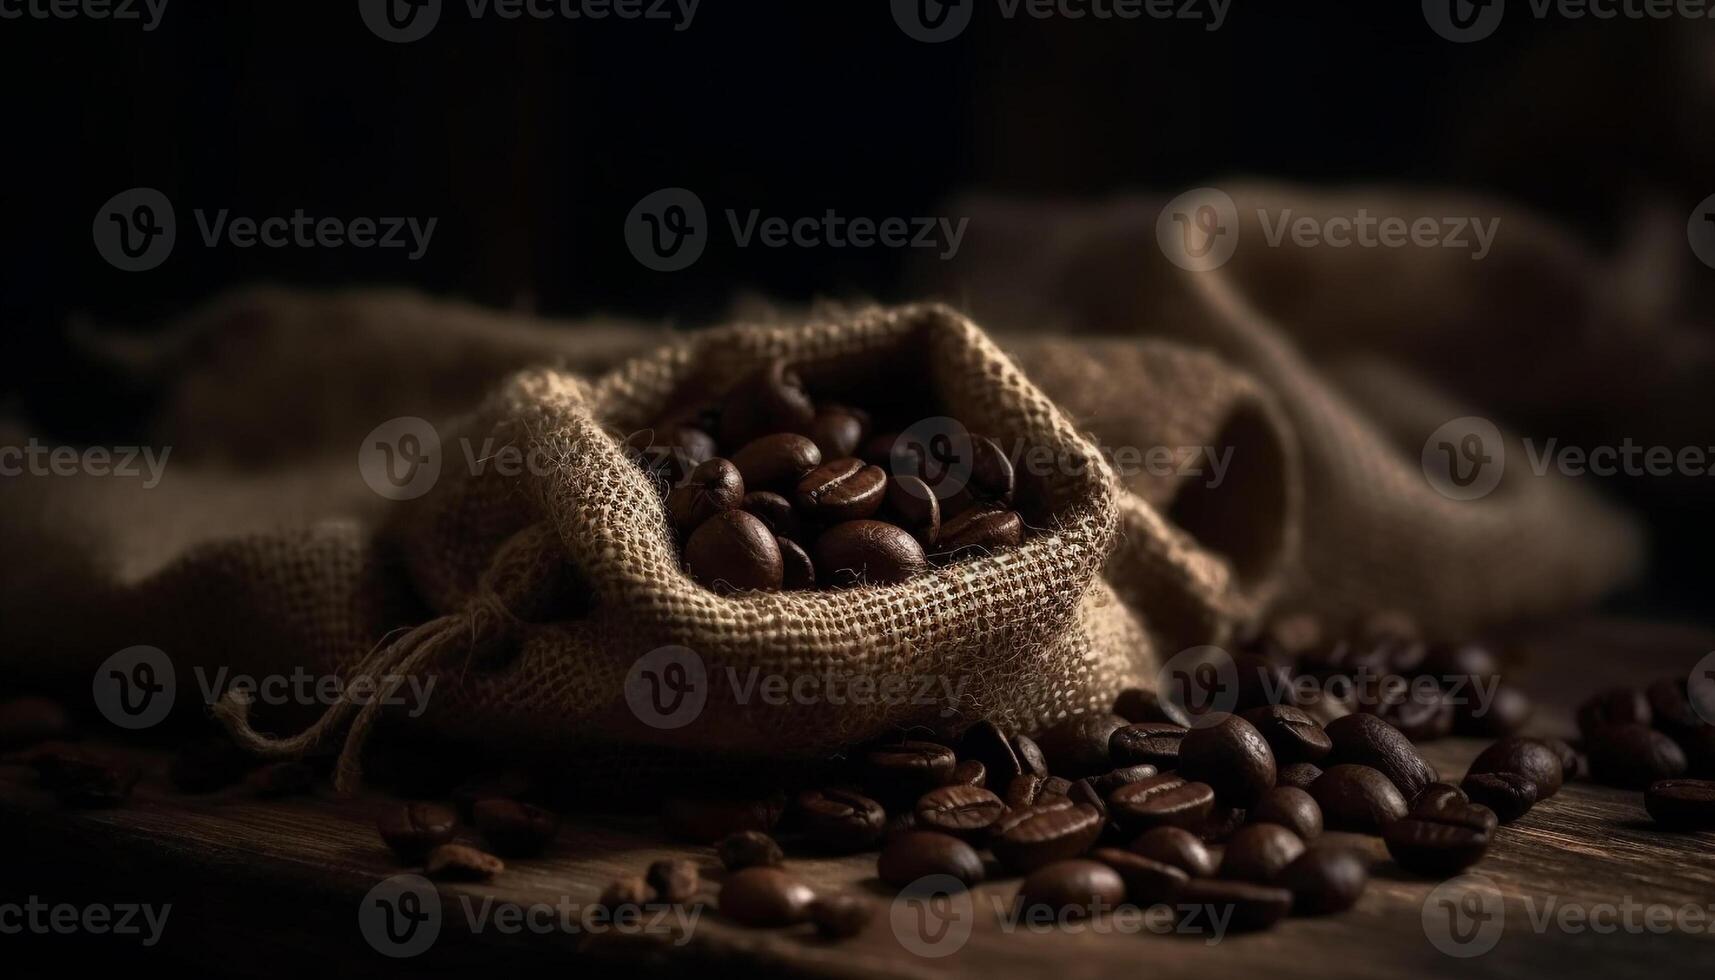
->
[0,184,1646,787]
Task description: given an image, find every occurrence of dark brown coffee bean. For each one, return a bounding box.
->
[1089,848,1188,906]
[1325,713,1437,800]
[1013,733,1049,778]
[377,803,460,863]
[451,771,533,822]
[1385,815,1491,876]
[246,761,315,799]
[776,536,816,590]
[1373,686,1455,742]
[1108,774,1216,833]
[1460,772,1537,823]
[1298,688,1356,728]
[741,490,802,541]
[1410,782,1468,814]
[967,435,1016,502]
[1018,859,1125,919]
[1199,803,1249,844]
[717,830,784,870]
[1088,764,1160,799]
[884,809,919,840]
[1035,714,1126,779]
[665,458,744,536]
[959,720,1018,784]
[797,788,886,851]
[720,867,816,927]
[599,876,656,911]
[426,843,504,881]
[991,803,1104,873]
[1251,786,1322,840]
[1229,652,1295,714]
[1129,825,1218,877]
[866,741,957,803]
[1221,823,1306,882]
[1277,847,1369,915]
[718,358,816,447]
[916,785,1006,840]
[1002,775,1044,810]
[809,894,874,939]
[1277,762,1324,791]
[1645,778,1715,830]
[948,759,986,788]
[661,791,786,843]
[861,431,901,467]
[1069,778,1107,817]
[0,697,69,750]
[627,422,717,483]
[1113,687,1193,728]
[878,831,985,887]
[1179,713,1277,807]
[935,504,1025,558]
[1109,722,1187,769]
[884,475,941,545]
[1241,705,1332,765]
[473,799,559,857]
[685,510,784,592]
[730,432,822,490]
[1310,764,1408,834]
[1586,723,1688,789]
[807,409,866,460]
[1538,736,1584,782]
[795,458,888,523]
[1468,737,1564,798]
[815,520,928,586]
[1176,879,1293,932]
[647,858,702,904]
[1647,678,1704,734]
[1577,686,1651,737]
[1455,683,1533,737]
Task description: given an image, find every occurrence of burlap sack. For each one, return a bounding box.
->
[2,300,1296,792]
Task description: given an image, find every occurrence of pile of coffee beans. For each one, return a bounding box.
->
[372,789,563,881]
[1566,679,1715,830]
[624,358,1027,592]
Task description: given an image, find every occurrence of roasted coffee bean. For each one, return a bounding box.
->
[1310,764,1408,834]
[1540,737,1583,782]
[1586,723,1688,789]
[1176,879,1293,933]
[627,423,716,483]
[1230,652,1296,714]
[878,831,985,888]
[426,844,504,881]
[796,458,888,523]
[170,738,252,793]
[686,510,784,592]
[916,785,1006,840]
[1179,714,1277,807]
[1089,848,1188,906]
[1069,778,1107,817]
[1036,714,1127,779]
[717,830,784,870]
[451,771,533,822]
[1251,786,1322,840]
[1325,713,1437,800]
[775,536,817,590]
[473,799,559,857]
[1577,687,1651,737]
[1384,816,1491,876]
[1277,763,1324,791]
[0,697,69,750]
[1199,803,1249,844]
[378,803,460,862]
[884,809,920,840]
[959,720,1019,783]
[991,803,1104,873]
[1645,779,1715,830]
[1004,774,1046,809]
[884,475,941,544]
[1455,683,1533,737]
[665,458,745,535]
[1410,782,1467,814]
[1129,825,1218,878]
[1468,737,1564,799]
[798,788,886,851]
[1018,859,1126,919]
[950,759,987,788]
[861,431,901,467]
[1039,776,1074,800]
[1241,705,1332,765]
[731,433,823,491]
[935,504,1025,558]
[1298,689,1356,728]
[718,358,816,447]
[967,435,1017,503]
[815,520,928,586]
[647,858,702,904]
[1112,687,1193,728]
[600,876,656,911]
[661,791,786,843]
[1277,847,1369,915]
[1373,687,1454,742]
[1221,823,1306,882]
[1089,764,1160,799]
[247,761,315,799]
[1108,774,1216,833]
[865,741,957,804]
[720,867,816,927]
[1013,733,1050,778]
[810,894,875,939]
[1460,772,1537,823]
[741,490,803,541]
[807,408,866,460]
[1109,722,1187,769]
[1647,678,1704,735]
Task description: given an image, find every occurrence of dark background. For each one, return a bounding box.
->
[1,2,1711,618]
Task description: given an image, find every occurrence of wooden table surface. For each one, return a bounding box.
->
[3,617,1714,979]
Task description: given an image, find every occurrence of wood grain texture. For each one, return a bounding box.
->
[3,616,1714,978]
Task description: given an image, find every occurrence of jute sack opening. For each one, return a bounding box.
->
[206,303,1295,792]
